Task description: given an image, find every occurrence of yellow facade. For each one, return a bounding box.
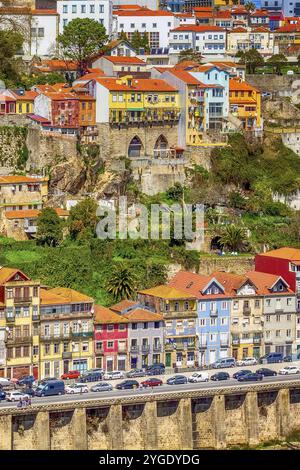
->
[231,296,264,361]
[229,79,262,130]
[16,100,34,115]
[103,76,180,125]
[186,84,206,146]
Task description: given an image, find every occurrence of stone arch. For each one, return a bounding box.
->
[128,136,144,158]
[210,236,222,251]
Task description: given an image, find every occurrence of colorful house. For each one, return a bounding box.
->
[39,287,94,378]
[229,78,262,131]
[11,89,38,114]
[93,304,128,371]
[169,271,231,366]
[138,285,197,369]
[0,267,40,380]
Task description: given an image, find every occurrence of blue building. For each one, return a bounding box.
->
[169,271,231,366]
[166,0,185,12]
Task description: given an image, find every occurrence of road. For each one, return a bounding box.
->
[1,368,300,411]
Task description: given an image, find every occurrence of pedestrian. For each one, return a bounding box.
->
[17,398,22,408]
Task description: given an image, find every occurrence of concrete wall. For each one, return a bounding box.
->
[198,256,255,276]
[1,382,300,450]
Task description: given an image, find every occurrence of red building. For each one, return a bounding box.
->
[0,93,16,114]
[255,247,300,292]
[94,304,129,371]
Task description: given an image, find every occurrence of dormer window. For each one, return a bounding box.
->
[206,288,211,294]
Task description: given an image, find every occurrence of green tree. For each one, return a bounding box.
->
[36,208,63,247]
[244,1,256,12]
[0,30,24,85]
[68,197,98,241]
[118,30,128,41]
[267,54,288,75]
[236,49,264,74]
[219,225,248,252]
[178,48,203,64]
[57,18,108,75]
[166,182,184,201]
[128,30,150,53]
[106,264,137,301]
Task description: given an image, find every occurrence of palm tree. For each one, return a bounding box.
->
[244,1,255,12]
[106,264,137,301]
[219,225,247,252]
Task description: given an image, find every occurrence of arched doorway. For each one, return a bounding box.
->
[154,135,168,158]
[128,136,143,158]
[210,236,222,252]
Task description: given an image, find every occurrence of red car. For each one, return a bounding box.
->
[61,370,80,380]
[141,378,163,387]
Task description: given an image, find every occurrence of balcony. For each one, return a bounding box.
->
[232,338,240,346]
[14,296,32,304]
[72,331,93,338]
[187,342,196,349]
[210,308,218,317]
[118,346,127,354]
[153,344,162,352]
[40,333,72,342]
[6,315,15,322]
[141,344,150,353]
[95,347,104,356]
[253,337,261,345]
[6,335,32,345]
[130,345,139,354]
[62,352,72,359]
[165,343,174,351]
[32,314,40,322]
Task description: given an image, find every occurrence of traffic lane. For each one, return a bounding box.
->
[1,373,300,410]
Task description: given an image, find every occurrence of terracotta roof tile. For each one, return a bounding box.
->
[124,308,163,322]
[114,8,174,17]
[102,56,146,65]
[94,304,129,324]
[171,25,225,32]
[138,285,196,300]
[0,267,29,285]
[96,77,177,92]
[50,287,94,303]
[259,247,300,261]
[5,208,69,220]
[110,300,139,313]
[0,175,48,184]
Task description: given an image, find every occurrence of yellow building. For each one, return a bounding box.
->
[138,285,198,369]
[0,175,48,212]
[0,267,40,379]
[229,78,262,130]
[11,90,38,114]
[227,26,274,57]
[96,75,180,132]
[39,287,94,379]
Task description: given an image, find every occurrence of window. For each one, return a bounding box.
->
[119,323,126,331]
[276,314,280,322]
[81,4,86,13]
[90,4,95,14]
[174,302,179,312]
[63,5,68,14]
[266,315,270,322]
[72,5,77,14]
[286,329,291,337]
[107,341,113,348]
[287,314,291,321]
[132,323,137,330]
[275,330,281,338]
[184,301,189,310]
[266,299,271,307]
[221,301,227,310]
[99,5,104,13]
[153,23,157,28]
[33,345,39,356]
[54,343,59,354]
[107,324,114,332]
[255,299,260,308]
[287,298,292,306]
[44,362,50,377]
[143,322,148,329]
[154,321,160,329]
[131,24,135,29]
[221,317,227,325]
[82,342,88,352]
[233,300,239,310]
[199,319,206,326]
[44,343,50,355]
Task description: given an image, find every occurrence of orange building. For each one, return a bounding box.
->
[229,78,262,131]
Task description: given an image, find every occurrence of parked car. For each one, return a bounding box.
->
[256,368,277,377]
[259,353,283,364]
[35,380,65,397]
[188,372,209,383]
[146,365,165,376]
[79,372,103,383]
[85,368,105,375]
[212,358,236,369]
[91,382,113,393]
[6,391,29,402]
[167,375,188,385]
[283,355,293,362]
[22,387,36,397]
[116,380,139,390]
[237,372,263,382]
[279,366,300,375]
[38,377,57,385]
[61,370,81,380]
[210,372,230,381]
[126,369,145,378]
[236,357,257,367]
[103,371,124,380]
[65,383,89,394]
[141,378,163,387]
[233,370,252,380]
[0,390,6,400]
[17,375,35,386]
[0,378,11,387]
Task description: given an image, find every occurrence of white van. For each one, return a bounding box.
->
[188,372,209,383]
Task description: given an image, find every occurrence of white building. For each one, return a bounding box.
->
[0,7,58,57]
[57,0,113,35]
[169,25,226,57]
[113,8,179,50]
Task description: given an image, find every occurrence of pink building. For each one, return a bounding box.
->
[94,304,129,371]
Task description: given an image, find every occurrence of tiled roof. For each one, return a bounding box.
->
[0,93,16,102]
[166,69,206,86]
[5,208,69,220]
[139,285,196,300]
[171,25,225,32]
[259,247,300,261]
[246,271,294,295]
[275,24,300,33]
[96,77,177,92]
[11,90,38,101]
[252,26,270,32]
[229,78,259,93]
[101,55,146,65]
[40,288,70,305]
[31,9,58,16]
[94,304,129,324]
[0,175,47,184]
[124,308,163,322]
[251,9,269,17]
[42,92,78,101]
[229,27,248,33]
[0,267,29,285]
[50,287,94,303]
[169,271,210,297]
[110,300,139,313]
[114,8,174,16]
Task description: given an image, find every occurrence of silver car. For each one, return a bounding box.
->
[91,382,113,392]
